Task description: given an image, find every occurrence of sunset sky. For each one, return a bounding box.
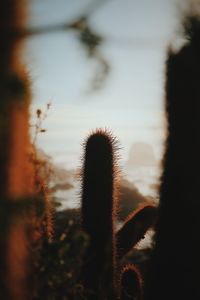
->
[24,0,184,173]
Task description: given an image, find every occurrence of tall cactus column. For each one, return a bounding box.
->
[144,17,200,300]
[81,129,118,299]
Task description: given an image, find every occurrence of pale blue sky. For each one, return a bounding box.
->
[24,0,183,170]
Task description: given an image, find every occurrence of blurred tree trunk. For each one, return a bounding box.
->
[0,1,34,299]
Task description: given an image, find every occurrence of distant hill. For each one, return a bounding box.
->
[36,148,156,214]
[126,142,157,168]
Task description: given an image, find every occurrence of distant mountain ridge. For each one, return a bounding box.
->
[126,142,157,168]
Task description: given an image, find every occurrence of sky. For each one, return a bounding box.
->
[24,0,183,174]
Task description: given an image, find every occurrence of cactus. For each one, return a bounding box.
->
[80,129,157,299]
[81,129,118,299]
[144,16,200,300]
[117,204,157,259]
[119,264,142,300]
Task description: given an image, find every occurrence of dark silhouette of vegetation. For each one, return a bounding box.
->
[4,1,200,300]
[80,129,157,299]
[81,129,118,299]
[120,264,142,300]
[32,212,89,300]
[144,15,200,300]
[117,205,157,259]
[7,0,163,92]
[13,2,110,92]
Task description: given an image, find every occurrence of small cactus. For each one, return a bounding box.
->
[119,264,142,300]
[117,204,157,259]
